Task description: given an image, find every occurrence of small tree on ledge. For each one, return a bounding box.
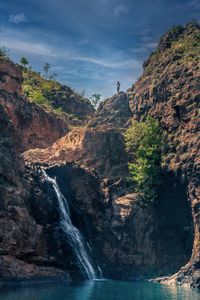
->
[20,57,29,68]
[43,63,50,79]
[90,93,102,109]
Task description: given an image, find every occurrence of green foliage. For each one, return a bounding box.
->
[168,25,183,37]
[23,84,50,108]
[54,107,65,117]
[20,56,29,67]
[144,23,200,75]
[90,93,102,109]
[173,35,200,63]
[22,68,60,111]
[125,116,163,204]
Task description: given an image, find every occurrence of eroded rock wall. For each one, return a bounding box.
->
[129,23,200,287]
[0,59,68,151]
[0,105,70,284]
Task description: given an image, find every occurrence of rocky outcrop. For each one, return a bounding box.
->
[46,85,95,121]
[0,60,22,94]
[23,91,132,177]
[129,23,200,288]
[0,105,70,284]
[0,92,69,151]
[0,59,69,151]
[89,92,132,128]
[0,104,24,208]
[23,126,128,178]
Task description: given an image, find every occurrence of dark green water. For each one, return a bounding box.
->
[0,280,200,300]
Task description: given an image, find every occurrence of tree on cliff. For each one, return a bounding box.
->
[43,63,50,79]
[90,93,102,109]
[125,116,163,204]
[20,57,29,67]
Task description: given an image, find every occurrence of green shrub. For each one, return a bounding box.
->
[125,116,163,204]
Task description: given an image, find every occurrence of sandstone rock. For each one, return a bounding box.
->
[23,126,128,177]
[46,85,95,121]
[0,60,22,94]
[0,60,68,150]
[129,23,200,288]
[45,163,192,279]
[0,105,72,284]
[89,92,132,128]
[0,255,70,284]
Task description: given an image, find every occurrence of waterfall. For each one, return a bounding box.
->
[43,171,96,280]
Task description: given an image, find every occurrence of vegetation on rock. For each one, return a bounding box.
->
[22,67,94,123]
[125,116,163,204]
[143,23,200,75]
[20,57,29,67]
[22,68,61,110]
[90,93,102,109]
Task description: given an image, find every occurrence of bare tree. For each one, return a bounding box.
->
[43,63,50,79]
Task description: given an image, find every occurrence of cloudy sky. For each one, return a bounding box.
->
[0,0,199,97]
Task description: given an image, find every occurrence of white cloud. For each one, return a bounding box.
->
[1,37,56,57]
[67,54,140,69]
[8,13,28,24]
[113,5,129,17]
[1,31,140,70]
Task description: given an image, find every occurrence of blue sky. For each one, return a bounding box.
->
[0,0,199,98]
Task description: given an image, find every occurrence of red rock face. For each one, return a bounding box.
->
[46,163,192,279]
[0,60,22,94]
[0,59,68,151]
[0,105,70,283]
[129,23,200,288]
[0,93,68,151]
[88,92,132,128]
[23,126,128,177]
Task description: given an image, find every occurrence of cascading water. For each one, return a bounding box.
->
[43,171,96,280]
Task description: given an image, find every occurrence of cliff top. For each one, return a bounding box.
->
[142,22,200,76]
[22,68,95,123]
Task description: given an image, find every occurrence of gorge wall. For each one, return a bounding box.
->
[0,22,199,288]
[128,22,200,288]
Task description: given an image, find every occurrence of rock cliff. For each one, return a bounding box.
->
[0,60,68,150]
[129,22,200,288]
[0,61,94,151]
[88,92,132,128]
[0,104,70,284]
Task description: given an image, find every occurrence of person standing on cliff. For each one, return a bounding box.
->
[117,81,120,94]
